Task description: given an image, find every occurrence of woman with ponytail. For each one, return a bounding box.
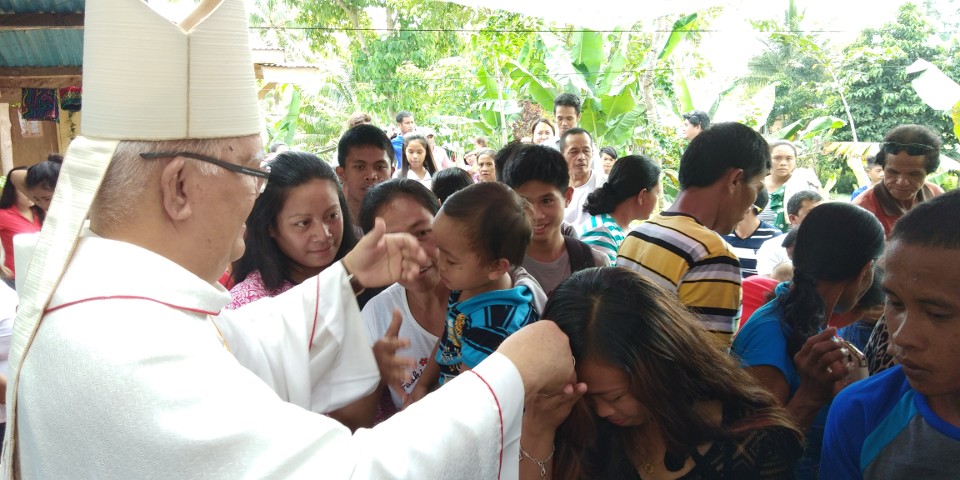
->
[732,202,884,479]
[579,155,661,265]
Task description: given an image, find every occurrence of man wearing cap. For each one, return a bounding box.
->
[3,1,575,479]
[682,110,710,141]
[853,124,944,238]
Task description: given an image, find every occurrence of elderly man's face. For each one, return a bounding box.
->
[882,152,928,202]
[202,135,265,266]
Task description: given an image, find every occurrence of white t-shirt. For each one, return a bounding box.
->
[756,234,791,277]
[393,168,432,189]
[361,283,441,410]
[563,170,606,230]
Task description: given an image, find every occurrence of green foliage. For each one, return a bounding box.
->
[832,3,959,146]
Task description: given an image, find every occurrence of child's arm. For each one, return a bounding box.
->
[403,338,441,409]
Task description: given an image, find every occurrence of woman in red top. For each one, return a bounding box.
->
[0,166,43,281]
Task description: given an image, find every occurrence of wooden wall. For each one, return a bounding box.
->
[0,87,79,175]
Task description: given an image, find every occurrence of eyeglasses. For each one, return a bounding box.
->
[140,151,271,194]
[881,142,934,156]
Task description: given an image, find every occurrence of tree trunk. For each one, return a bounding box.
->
[332,0,367,52]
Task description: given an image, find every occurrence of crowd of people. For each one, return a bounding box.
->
[1,1,958,479]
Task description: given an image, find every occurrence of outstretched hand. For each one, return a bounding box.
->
[373,310,415,402]
[342,218,431,288]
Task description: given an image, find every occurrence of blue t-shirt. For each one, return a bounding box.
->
[732,282,829,479]
[435,285,538,385]
[821,366,960,479]
[850,185,869,201]
[391,135,404,170]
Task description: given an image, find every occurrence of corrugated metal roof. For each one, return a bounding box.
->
[0,0,84,14]
[0,29,82,67]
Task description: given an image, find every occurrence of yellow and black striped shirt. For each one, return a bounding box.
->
[616,212,742,346]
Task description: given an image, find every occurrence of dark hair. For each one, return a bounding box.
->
[559,127,593,153]
[232,151,358,289]
[439,182,532,266]
[855,265,885,309]
[25,160,61,190]
[554,93,582,115]
[431,168,474,205]
[531,117,556,136]
[583,155,661,215]
[889,189,960,250]
[786,190,822,217]
[599,147,617,159]
[865,154,880,168]
[678,122,770,189]
[46,153,64,163]
[781,228,799,249]
[1,166,31,211]
[400,133,438,179]
[359,178,440,234]
[494,141,527,182]
[337,124,393,168]
[682,110,710,129]
[473,136,488,148]
[268,142,287,153]
[395,110,413,124]
[754,188,770,211]
[880,124,941,173]
[780,203,884,358]
[768,140,798,158]
[501,144,569,193]
[547,267,800,479]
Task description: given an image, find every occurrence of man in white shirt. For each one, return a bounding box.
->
[561,128,606,229]
[756,190,823,276]
[3,1,576,478]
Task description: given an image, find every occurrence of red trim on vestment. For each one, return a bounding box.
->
[467,369,505,480]
[308,276,320,350]
[45,295,220,316]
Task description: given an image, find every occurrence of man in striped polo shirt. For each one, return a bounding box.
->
[617,122,770,346]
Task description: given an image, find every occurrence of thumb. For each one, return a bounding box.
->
[386,309,403,338]
[370,217,387,245]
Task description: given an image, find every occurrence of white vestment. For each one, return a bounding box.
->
[16,234,522,479]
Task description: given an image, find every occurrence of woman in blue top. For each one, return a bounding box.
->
[579,155,661,265]
[732,202,884,479]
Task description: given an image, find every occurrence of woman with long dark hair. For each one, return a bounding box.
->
[579,155,661,265]
[0,166,43,282]
[733,202,885,478]
[229,151,358,309]
[521,267,803,479]
[394,133,438,188]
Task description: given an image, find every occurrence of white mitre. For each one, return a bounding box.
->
[3,0,262,476]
